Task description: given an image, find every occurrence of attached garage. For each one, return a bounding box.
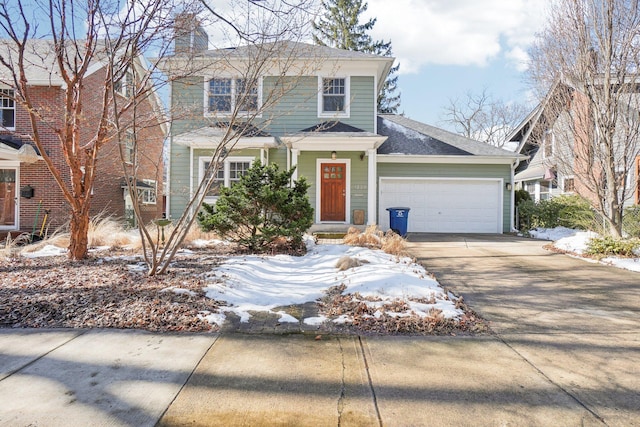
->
[379,177,503,233]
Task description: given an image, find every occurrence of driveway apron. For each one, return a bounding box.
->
[406,233,640,426]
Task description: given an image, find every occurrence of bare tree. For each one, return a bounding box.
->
[443,89,527,148]
[528,0,640,237]
[0,0,195,260]
[139,1,319,275]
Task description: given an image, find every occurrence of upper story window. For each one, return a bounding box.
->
[122,131,134,164]
[319,77,349,118]
[1,89,15,129]
[206,78,259,115]
[543,129,554,158]
[563,177,575,193]
[114,71,134,98]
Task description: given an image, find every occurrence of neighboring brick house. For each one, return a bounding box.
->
[0,40,166,236]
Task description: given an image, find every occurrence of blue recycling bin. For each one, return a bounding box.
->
[386,207,410,237]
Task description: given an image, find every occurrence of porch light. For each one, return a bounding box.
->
[505,182,513,191]
[331,150,337,160]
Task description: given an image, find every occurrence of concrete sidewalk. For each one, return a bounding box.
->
[0,329,602,426]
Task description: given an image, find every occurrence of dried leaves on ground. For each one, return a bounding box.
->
[318,284,489,336]
[0,252,224,332]
[1,245,488,336]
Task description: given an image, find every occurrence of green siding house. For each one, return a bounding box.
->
[161,22,522,234]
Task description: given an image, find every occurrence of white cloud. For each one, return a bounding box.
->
[366,0,548,74]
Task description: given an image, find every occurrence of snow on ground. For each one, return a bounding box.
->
[530,227,640,272]
[200,241,461,327]
[22,245,68,258]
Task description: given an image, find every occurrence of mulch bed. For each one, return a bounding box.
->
[0,252,224,332]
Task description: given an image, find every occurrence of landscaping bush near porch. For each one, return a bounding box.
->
[197,163,314,254]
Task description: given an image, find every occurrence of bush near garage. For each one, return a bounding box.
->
[518,194,596,233]
[197,163,313,254]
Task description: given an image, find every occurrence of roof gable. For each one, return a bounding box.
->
[300,121,366,133]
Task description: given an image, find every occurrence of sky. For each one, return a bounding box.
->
[363,0,550,129]
[197,0,550,131]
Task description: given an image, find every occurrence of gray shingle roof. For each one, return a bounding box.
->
[377,114,519,157]
[193,40,390,62]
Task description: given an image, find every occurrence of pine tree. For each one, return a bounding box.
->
[313,0,400,113]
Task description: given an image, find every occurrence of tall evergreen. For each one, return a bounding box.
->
[313,0,400,113]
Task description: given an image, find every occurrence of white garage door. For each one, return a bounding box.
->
[379,178,503,233]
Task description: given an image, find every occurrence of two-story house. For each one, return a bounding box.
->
[162,22,520,234]
[511,82,640,206]
[0,39,166,237]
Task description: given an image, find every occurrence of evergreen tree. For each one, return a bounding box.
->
[197,163,313,253]
[313,0,400,113]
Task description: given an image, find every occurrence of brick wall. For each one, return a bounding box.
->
[6,62,165,234]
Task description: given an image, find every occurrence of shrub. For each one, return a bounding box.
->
[555,195,597,231]
[515,189,531,206]
[586,236,640,258]
[197,163,314,253]
[518,194,596,233]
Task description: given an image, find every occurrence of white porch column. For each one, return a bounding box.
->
[291,148,299,181]
[367,148,377,225]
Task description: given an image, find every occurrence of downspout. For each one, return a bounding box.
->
[189,146,194,216]
[510,159,517,232]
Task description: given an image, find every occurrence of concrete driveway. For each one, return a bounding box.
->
[1,234,638,426]
[406,233,640,426]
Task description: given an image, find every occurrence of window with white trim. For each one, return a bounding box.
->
[543,129,554,158]
[199,156,253,200]
[320,77,348,115]
[1,89,15,129]
[114,71,134,98]
[140,179,157,205]
[319,77,349,117]
[206,78,258,115]
[122,131,134,164]
[563,176,575,193]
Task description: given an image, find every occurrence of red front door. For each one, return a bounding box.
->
[320,163,346,221]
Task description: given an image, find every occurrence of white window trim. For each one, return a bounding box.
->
[0,88,16,131]
[198,155,254,203]
[562,175,575,193]
[115,71,134,98]
[543,129,554,159]
[122,131,134,165]
[141,179,157,205]
[203,77,262,118]
[318,76,350,119]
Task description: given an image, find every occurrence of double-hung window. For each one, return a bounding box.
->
[207,78,258,115]
[114,71,134,98]
[1,89,15,129]
[319,77,349,117]
[122,131,135,164]
[199,156,253,201]
[140,179,157,205]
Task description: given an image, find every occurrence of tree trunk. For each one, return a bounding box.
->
[68,210,90,260]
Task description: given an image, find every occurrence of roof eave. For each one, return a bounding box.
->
[377,154,524,165]
[282,134,387,151]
